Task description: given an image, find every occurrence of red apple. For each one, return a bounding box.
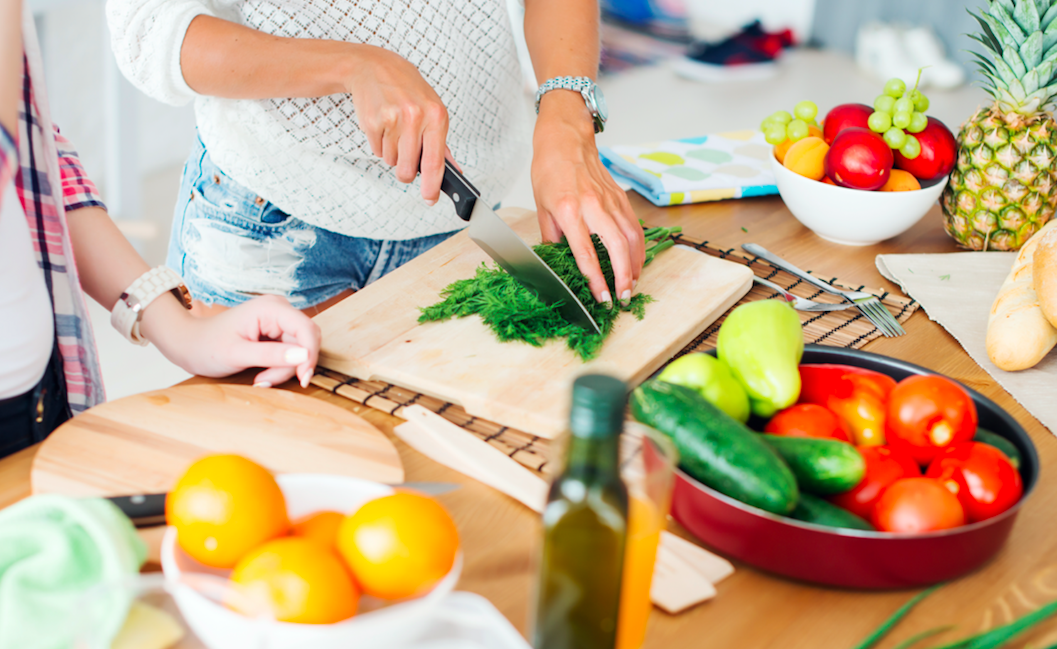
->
[822,103,873,144]
[824,128,893,191]
[894,117,957,182]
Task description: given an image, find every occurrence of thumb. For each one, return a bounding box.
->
[229,341,311,371]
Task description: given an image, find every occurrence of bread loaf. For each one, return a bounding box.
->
[1032,226,1057,329]
[986,220,1057,371]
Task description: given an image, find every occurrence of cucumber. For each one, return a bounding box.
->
[790,493,874,531]
[974,428,1022,470]
[761,435,865,495]
[630,380,798,515]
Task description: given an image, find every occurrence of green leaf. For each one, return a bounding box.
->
[1023,67,1042,93]
[970,10,1006,52]
[1003,44,1029,77]
[893,626,957,649]
[1043,18,1057,57]
[1021,30,1044,67]
[968,48,1001,77]
[976,10,1018,51]
[1008,77,1030,102]
[995,0,1017,15]
[1044,2,1057,30]
[993,51,1022,85]
[851,585,943,649]
[994,3,1029,42]
[923,598,1057,649]
[1015,0,1042,34]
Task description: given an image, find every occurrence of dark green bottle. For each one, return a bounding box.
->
[532,374,629,649]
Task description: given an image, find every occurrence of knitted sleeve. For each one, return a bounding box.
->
[54,127,107,213]
[105,0,215,106]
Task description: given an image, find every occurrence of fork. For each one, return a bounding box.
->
[752,276,858,312]
[742,243,906,337]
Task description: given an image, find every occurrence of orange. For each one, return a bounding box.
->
[783,136,829,181]
[166,454,289,569]
[230,537,359,624]
[879,168,921,192]
[292,510,344,553]
[336,492,459,600]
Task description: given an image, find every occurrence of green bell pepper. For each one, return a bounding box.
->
[657,353,751,423]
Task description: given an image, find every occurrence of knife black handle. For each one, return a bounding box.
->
[439,159,479,222]
[107,493,168,528]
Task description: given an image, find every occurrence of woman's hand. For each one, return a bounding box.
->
[532,91,645,306]
[343,45,452,206]
[143,294,321,389]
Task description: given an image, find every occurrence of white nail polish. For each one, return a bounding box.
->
[426,198,438,207]
[253,382,272,389]
[601,291,612,306]
[621,290,631,305]
[284,347,309,364]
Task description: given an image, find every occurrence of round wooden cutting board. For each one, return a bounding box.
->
[31,383,404,497]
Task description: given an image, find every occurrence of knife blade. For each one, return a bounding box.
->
[106,481,462,528]
[438,160,602,334]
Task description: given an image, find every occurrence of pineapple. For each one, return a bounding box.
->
[942,0,1057,251]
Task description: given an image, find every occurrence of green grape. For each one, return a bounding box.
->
[900,134,921,159]
[894,97,914,113]
[874,95,896,114]
[884,78,906,98]
[794,100,818,121]
[910,90,930,112]
[786,119,810,141]
[907,111,928,133]
[883,127,907,149]
[892,111,912,129]
[769,110,793,125]
[764,124,787,145]
[868,111,892,133]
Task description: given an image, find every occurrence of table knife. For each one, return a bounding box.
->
[438,160,601,334]
[106,481,461,528]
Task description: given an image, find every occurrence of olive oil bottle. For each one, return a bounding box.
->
[532,374,629,649]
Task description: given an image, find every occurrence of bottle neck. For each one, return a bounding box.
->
[562,433,621,481]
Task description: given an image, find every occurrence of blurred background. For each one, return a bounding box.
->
[30,0,986,400]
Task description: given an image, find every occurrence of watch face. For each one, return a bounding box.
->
[593,85,608,121]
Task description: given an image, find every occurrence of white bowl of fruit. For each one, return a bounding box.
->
[763,79,957,246]
[160,455,462,649]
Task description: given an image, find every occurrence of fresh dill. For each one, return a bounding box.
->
[419,226,681,361]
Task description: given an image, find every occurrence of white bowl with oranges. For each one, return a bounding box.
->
[160,456,462,649]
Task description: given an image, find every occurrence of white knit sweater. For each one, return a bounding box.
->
[106,0,533,240]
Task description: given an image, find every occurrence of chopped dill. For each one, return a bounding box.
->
[419,226,681,361]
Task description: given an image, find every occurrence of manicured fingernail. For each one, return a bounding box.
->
[285,347,309,364]
[601,291,612,307]
[621,290,631,306]
[426,198,437,207]
[301,372,311,388]
[253,382,272,389]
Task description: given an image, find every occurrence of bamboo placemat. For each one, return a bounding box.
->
[311,234,918,475]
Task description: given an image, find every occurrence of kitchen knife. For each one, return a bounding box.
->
[438,160,602,334]
[107,481,462,528]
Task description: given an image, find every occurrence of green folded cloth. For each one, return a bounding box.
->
[0,495,147,649]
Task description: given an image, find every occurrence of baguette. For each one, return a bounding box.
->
[986,220,1057,371]
[1032,225,1057,329]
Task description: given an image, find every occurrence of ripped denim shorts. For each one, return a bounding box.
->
[167,135,460,309]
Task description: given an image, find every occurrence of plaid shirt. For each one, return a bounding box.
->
[1,52,107,412]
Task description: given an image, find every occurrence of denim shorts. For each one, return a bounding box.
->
[167,135,460,309]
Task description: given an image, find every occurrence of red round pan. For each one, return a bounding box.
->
[665,345,1039,589]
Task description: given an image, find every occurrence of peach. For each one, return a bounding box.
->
[821,176,837,185]
[879,168,921,192]
[783,136,829,181]
[773,126,824,164]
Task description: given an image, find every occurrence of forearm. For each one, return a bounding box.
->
[180,15,359,98]
[523,0,600,134]
[0,0,22,134]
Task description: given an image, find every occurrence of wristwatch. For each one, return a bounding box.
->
[535,76,608,134]
[111,266,193,346]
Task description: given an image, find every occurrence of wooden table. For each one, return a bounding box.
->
[3,195,1056,649]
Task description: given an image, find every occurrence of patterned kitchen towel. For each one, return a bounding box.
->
[599,130,778,206]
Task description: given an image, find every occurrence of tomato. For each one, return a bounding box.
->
[925,442,1023,523]
[829,446,921,520]
[885,375,978,466]
[872,477,965,533]
[764,404,851,441]
[798,364,896,446]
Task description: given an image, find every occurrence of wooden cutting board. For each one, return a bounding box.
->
[31,383,405,497]
[315,208,753,439]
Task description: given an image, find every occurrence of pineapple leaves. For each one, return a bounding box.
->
[1014,0,1042,34]
[992,51,1021,85]
[1044,15,1057,52]
[1045,2,1057,30]
[1023,67,1042,93]
[1020,30,1044,68]
[993,2,1028,41]
[1003,43,1029,77]
[979,10,1020,51]
[994,0,1017,14]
